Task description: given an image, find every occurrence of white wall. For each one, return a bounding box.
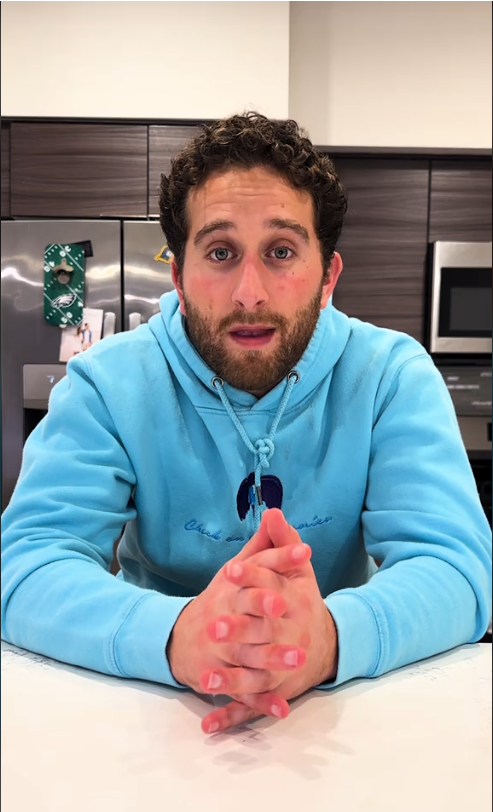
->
[289,1,492,149]
[0,1,290,119]
[2,1,491,149]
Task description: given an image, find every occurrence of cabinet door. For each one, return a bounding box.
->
[148,125,198,216]
[11,123,147,218]
[429,160,492,242]
[331,159,429,344]
[1,125,10,218]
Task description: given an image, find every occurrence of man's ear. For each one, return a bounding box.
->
[171,259,187,316]
[320,252,343,309]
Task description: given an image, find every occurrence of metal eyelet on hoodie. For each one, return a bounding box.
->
[212,372,299,389]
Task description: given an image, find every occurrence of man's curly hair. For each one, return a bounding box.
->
[159,112,348,279]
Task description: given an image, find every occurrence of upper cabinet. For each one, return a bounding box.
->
[10,123,148,218]
[148,125,198,216]
[1,125,10,218]
[3,117,491,344]
[332,159,429,344]
[429,160,492,243]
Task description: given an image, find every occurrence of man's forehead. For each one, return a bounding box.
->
[187,168,314,232]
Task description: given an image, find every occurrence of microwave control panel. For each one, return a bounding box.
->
[437,366,492,417]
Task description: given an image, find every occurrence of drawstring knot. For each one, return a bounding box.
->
[212,371,299,531]
[254,438,275,469]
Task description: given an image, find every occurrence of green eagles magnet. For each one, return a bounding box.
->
[44,243,86,327]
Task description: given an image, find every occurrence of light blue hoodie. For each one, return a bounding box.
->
[1,291,491,690]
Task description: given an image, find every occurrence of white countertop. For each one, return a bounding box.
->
[1,641,491,812]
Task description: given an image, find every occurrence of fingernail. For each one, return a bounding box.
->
[215,621,229,640]
[207,672,223,690]
[207,721,220,733]
[263,594,275,616]
[284,650,299,667]
[292,545,307,560]
[228,562,243,578]
[270,704,283,718]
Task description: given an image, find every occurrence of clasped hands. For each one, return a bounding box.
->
[168,508,338,734]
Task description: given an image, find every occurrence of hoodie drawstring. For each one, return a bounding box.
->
[211,371,299,532]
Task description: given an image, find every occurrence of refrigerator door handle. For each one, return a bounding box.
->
[103,312,116,338]
[128,312,142,331]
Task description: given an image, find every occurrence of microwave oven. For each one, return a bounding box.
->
[427,241,492,355]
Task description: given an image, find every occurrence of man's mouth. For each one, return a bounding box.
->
[228,327,277,348]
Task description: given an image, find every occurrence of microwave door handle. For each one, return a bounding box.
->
[103,312,116,338]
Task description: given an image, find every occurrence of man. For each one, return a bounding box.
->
[1,113,491,735]
[81,322,93,351]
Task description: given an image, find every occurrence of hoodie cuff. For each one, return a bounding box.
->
[112,592,194,688]
[321,591,384,688]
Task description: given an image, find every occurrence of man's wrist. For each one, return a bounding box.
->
[166,630,183,685]
[166,606,191,687]
[320,608,339,684]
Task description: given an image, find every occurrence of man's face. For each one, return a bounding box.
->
[172,167,343,397]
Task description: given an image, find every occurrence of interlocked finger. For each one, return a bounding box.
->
[201,692,290,734]
[249,542,312,573]
[226,544,312,586]
[224,559,283,590]
[219,642,306,671]
[199,665,281,696]
[201,701,260,734]
[207,613,297,645]
[230,692,290,720]
[233,586,287,618]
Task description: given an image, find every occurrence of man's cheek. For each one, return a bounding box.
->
[190,281,224,314]
[300,630,311,649]
[276,273,312,302]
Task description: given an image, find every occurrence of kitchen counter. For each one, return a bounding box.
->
[1,641,491,812]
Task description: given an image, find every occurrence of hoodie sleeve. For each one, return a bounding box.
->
[324,354,492,688]
[1,355,192,687]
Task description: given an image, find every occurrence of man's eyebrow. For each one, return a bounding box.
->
[193,220,235,248]
[264,219,310,244]
[192,218,310,248]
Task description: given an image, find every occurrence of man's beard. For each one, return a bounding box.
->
[183,284,324,394]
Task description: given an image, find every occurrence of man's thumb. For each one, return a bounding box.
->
[264,508,302,549]
[235,509,273,562]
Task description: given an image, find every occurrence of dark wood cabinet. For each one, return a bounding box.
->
[1,125,10,218]
[148,125,198,216]
[4,116,491,344]
[331,159,430,343]
[10,123,148,218]
[429,160,492,242]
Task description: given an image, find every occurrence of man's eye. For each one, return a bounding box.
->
[208,247,233,262]
[269,246,293,260]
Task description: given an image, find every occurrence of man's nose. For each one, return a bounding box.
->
[231,259,269,310]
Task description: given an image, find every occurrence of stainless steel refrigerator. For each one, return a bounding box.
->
[1,219,172,510]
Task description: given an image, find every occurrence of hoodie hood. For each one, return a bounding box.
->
[148,290,352,413]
